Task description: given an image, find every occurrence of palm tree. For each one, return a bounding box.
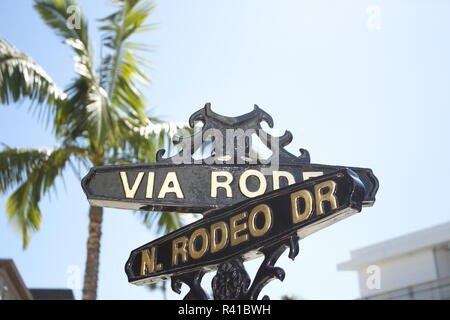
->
[0,0,184,300]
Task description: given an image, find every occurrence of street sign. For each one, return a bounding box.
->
[81,103,379,300]
[81,104,378,213]
[125,169,364,291]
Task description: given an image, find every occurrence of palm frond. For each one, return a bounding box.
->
[2,0,190,252]
[84,83,115,148]
[33,0,117,147]
[33,0,89,53]
[146,281,167,299]
[112,117,189,163]
[34,0,93,81]
[0,146,54,192]
[136,211,183,235]
[54,77,115,154]
[0,38,66,121]
[61,49,115,149]
[0,146,78,247]
[99,0,156,122]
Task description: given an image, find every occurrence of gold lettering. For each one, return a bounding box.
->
[239,170,267,198]
[146,172,155,198]
[230,212,248,246]
[272,171,295,190]
[291,189,313,224]
[211,171,233,198]
[210,222,228,253]
[140,247,156,275]
[120,171,144,198]
[314,180,338,215]
[189,228,209,259]
[172,236,188,265]
[248,204,272,237]
[158,172,184,199]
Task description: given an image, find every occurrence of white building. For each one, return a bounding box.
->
[338,222,450,300]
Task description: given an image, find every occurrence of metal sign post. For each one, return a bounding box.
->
[81,103,379,300]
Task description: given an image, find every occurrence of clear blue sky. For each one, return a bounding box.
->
[1,0,449,300]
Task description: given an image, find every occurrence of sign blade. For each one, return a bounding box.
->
[125,168,365,285]
[81,163,377,213]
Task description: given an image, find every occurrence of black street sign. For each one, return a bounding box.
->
[81,104,379,300]
[125,168,365,286]
[82,163,377,212]
[81,104,378,213]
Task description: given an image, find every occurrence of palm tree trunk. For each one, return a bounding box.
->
[82,205,103,300]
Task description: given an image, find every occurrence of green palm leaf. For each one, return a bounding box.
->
[1,0,190,298]
[34,0,117,148]
[115,118,189,162]
[99,0,156,122]
[0,146,79,247]
[64,77,115,149]
[0,38,66,121]
[33,0,89,51]
[137,211,184,235]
